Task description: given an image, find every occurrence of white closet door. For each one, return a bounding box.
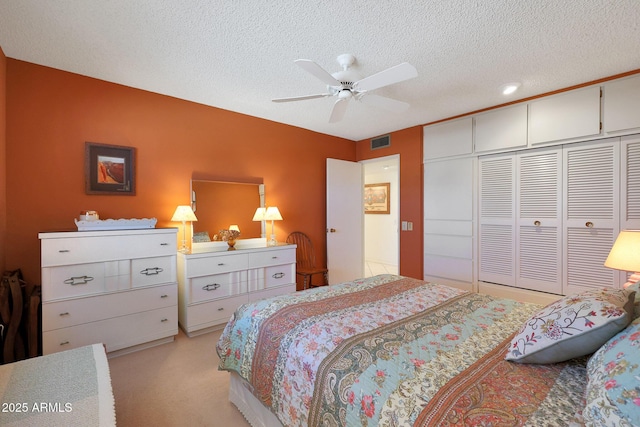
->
[479,154,516,286]
[621,135,640,230]
[564,139,620,294]
[619,135,640,285]
[516,148,563,294]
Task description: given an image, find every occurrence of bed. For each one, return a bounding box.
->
[216,274,640,426]
[0,343,116,426]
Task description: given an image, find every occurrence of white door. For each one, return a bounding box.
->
[563,139,619,294]
[326,158,363,284]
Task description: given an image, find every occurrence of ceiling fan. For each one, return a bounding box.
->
[272,54,418,123]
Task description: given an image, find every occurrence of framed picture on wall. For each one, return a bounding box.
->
[85,142,136,195]
[364,182,390,214]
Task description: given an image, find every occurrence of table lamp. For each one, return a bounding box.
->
[264,207,283,246]
[171,205,198,253]
[604,230,640,288]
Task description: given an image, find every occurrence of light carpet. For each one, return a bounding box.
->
[108,329,250,427]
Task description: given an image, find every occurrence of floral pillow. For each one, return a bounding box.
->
[583,317,640,426]
[505,288,635,364]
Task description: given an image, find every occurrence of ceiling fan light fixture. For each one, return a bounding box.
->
[274,54,418,122]
[338,90,353,100]
[500,82,521,95]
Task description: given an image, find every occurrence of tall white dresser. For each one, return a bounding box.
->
[177,243,296,337]
[39,228,179,356]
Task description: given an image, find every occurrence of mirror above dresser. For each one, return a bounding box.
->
[190,177,266,251]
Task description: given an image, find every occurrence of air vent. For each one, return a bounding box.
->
[370,135,390,150]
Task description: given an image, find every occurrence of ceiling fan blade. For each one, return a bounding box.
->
[329,98,349,123]
[354,62,418,92]
[294,59,342,87]
[359,93,410,112]
[272,93,331,103]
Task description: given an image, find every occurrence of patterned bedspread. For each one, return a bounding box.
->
[217,275,587,426]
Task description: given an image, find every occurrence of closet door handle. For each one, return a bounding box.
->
[585,221,594,228]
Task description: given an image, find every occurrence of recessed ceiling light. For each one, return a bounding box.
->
[501,82,521,95]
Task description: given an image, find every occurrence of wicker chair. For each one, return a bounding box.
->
[286,231,329,289]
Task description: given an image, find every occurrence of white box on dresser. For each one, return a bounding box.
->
[177,243,296,337]
[39,228,179,356]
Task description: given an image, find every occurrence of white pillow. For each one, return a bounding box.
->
[506,288,635,364]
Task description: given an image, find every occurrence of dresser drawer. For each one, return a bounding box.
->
[42,263,107,301]
[43,283,177,331]
[190,272,247,303]
[248,263,295,292]
[41,232,176,267]
[265,264,295,288]
[187,253,248,277]
[248,248,295,268]
[131,256,176,288]
[43,305,177,355]
[185,295,246,330]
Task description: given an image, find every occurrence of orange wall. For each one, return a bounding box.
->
[356,127,423,279]
[5,59,355,284]
[0,47,6,275]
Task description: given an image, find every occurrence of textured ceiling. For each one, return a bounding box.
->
[1,1,640,141]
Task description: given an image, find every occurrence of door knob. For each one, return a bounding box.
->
[585,221,594,228]
[328,228,336,233]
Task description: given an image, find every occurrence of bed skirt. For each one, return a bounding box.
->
[230,372,283,427]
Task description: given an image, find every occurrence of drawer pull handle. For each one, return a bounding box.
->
[64,276,94,285]
[217,263,225,266]
[160,294,168,298]
[272,256,278,259]
[59,312,70,316]
[272,272,285,279]
[140,267,164,276]
[60,341,70,346]
[160,243,169,246]
[58,249,70,253]
[217,307,224,311]
[161,318,169,322]
[203,283,221,291]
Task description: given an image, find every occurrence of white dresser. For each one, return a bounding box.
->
[177,244,296,337]
[39,228,179,356]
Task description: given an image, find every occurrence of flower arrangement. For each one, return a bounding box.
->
[218,229,240,241]
[217,229,241,249]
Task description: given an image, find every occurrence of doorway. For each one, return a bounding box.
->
[362,155,400,277]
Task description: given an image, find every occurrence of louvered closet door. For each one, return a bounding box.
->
[516,149,563,294]
[564,139,620,294]
[622,135,640,230]
[619,135,640,284]
[479,154,516,286]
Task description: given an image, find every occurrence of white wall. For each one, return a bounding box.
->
[363,157,399,266]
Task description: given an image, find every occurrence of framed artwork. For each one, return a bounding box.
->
[364,182,390,214]
[85,142,136,195]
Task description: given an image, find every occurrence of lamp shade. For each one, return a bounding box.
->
[229,224,240,232]
[604,230,640,271]
[171,205,198,222]
[264,206,283,221]
[252,207,266,221]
